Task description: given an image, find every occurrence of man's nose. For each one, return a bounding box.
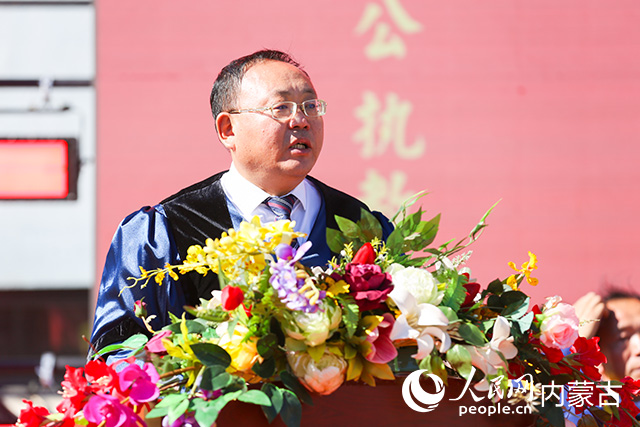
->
[630,332,640,355]
[289,108,310,129]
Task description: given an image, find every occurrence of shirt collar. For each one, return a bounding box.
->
[222,163,309,217]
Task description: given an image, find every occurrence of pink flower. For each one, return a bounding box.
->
[117,362,160,405]
[364,313,398,364]
[145,330,172,354]
[538,299,579,350]
[84,394,140,427]
[134,300,147,317]
[344,263,393,312]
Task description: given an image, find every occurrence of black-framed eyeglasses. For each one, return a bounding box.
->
[228,99,327,120]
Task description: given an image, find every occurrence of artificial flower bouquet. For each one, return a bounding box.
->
[16,195,640,427]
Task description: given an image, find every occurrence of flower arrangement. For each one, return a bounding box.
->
[16,196,640,427]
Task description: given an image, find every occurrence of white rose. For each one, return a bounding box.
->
[280,301,342,347]
[386,263,443,306]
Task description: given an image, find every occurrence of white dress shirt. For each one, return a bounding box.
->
[220,163,322,243]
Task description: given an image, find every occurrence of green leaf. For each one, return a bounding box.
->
[357,208,383,240]
[257,333,278,358]
[252,355,276,379]
[92,333,149,358]
[208,371,234,390]
[190,343,231,368]
[152,394,188,408]
[384,227,406,255]
[199,365,227,390]
[514,311,534,334]
[486,294,503,312]
[411,214,440,249]
[145,404,170,418]
[418,355,432,372]
[500,291,528,307]
[445,344,474,380]
[261,383,284,423]
[238,389,271,406]
[121,333,149,349]
[167,395,190,425]
[438,306,459,323]
[335,216,360,239]
[280,370,313,406]
[193,390,242,427]
[441,274,466,312]
[338,296,359,338]
[487,279,505,295]
[469,200,500,241]
[537,402,566,427]
[429,354,448,383]
[280,389,302,427]
[502,295,530,318]
[194,402,220,427]
[458,323,487,347]
[326,228,346,254]
[164,319,207,335]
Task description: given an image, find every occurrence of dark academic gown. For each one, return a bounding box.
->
[90,172,393,355]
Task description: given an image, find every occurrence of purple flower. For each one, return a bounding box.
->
[118,362,160,405]
[269,242,324,313]
[84,395,140,427]
[343,263,393,312]
[162,412,200,427]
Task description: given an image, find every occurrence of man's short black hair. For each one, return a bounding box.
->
[209,49,306,125]
[601,284,640,303]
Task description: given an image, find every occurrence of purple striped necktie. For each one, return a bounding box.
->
[265,194,297,221]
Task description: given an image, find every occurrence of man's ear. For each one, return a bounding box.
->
[216,112,235,151]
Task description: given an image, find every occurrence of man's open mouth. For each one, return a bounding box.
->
[290,141,310,150]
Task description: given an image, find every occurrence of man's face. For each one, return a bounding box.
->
[599,298,640,380]
[221,60,324,195]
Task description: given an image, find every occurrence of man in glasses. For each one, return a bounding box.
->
[90,49,393,356]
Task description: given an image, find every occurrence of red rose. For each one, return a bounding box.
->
[344,263,393,312]
[221,285,244,311]
[352,242,376,265]
[461,282,481,307]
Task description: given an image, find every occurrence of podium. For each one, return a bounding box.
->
[216,375,538,427]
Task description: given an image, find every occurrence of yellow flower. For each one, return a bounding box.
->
[216,323,262,372]
[506,275,519,291]
[324,277,350,298]
[508,251,539,286]
[162,315,201,386]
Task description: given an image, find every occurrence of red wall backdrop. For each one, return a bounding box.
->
[96,1,640,306]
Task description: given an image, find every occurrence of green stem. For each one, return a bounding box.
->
[189,366,206,399]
